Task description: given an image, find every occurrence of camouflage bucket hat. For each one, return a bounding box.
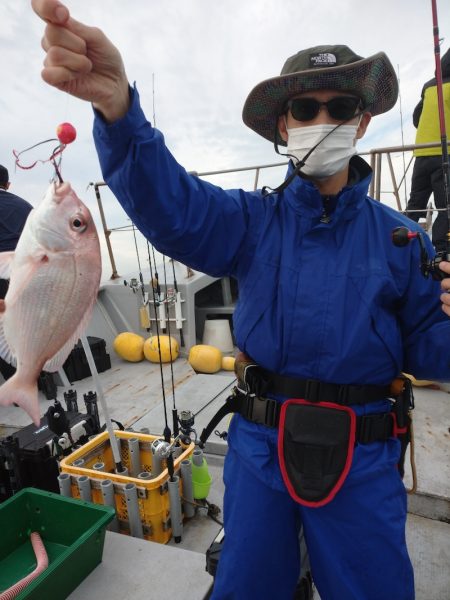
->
[242,45,399,145]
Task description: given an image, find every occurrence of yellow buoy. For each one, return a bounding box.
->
[221,356,236,371]
[188,344,222,373]
[144,335,179,363]
[113,332,145,362]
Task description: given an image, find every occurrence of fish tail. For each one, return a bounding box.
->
[0,375,40,426]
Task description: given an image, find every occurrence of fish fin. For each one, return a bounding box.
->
[0,314,16,367]
[0,251,15,280]
[42,295,97,372]
[0,375,41,426]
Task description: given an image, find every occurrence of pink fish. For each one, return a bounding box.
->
[0,182,101,425]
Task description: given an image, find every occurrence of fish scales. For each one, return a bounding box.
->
[8,256,85,364]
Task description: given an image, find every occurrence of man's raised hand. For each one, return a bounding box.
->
[31,0,130,122]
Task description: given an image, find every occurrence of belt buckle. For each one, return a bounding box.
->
[243,364,260,394]
[251,397,268,425]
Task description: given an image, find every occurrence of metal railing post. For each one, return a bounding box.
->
[91,183,120,280]
[386,153,402,211]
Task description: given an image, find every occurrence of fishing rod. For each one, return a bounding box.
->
[150,245,165,332]
[161,255,180,437]
[397,64,409,208]
[430,0,450,254]
[392,0,450,277]
[124,224,178,481]
[171,259,185,347]
[126,224,151,331]
[147,241,176,481]
[149,246,181,441]
[150,67,182,435]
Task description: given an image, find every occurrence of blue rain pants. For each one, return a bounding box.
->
[211,438,414,600]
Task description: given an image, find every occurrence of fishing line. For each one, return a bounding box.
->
[152,72,157,127]
[147,241,176,480]
[147,72,178,477]
[130,219,171,436]
[192,378,237,418]
[170,259,185,347]
[397,64,409,208]
[150,73,180,439]
[13,124,76,183]
[146,241,169,431]
[151,245,162,307]
[161,254,179,436]
[131,224,148,316]
[430,0,450,255]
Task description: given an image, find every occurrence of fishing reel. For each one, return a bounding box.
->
[392,227,450,281]
[151,438,172,458]
[178,410,197,444]
[124,277,142,294]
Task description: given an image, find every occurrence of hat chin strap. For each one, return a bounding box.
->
[262,111,364,197]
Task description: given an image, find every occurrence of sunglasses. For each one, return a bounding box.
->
[286,96,362,122]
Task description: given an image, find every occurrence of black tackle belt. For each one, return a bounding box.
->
[236,360,393,407]
[199,354,397,445]
[199,387,409,508]
[200,353,414,508]
[198,386,404,446]
[198,360,413,507]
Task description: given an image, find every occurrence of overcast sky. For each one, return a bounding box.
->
[1,0,449,278]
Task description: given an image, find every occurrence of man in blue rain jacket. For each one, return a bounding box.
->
[33,2,450,598]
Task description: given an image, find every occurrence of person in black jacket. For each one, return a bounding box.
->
[405,48,450,252]
[0,164,33,380]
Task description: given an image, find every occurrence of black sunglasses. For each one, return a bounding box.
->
[286,96,362,122]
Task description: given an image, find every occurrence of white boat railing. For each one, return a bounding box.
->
[90,141,445,280]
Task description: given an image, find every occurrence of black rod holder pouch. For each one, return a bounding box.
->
[278,399,356,507]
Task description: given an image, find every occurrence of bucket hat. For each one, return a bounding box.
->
[242,45,399,145]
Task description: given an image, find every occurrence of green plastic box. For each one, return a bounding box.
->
[0,487,115,599]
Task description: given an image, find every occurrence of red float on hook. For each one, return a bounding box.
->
[12,122,77,182]
[56,122,77,145]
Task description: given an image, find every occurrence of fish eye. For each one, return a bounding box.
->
[71,216,87,233]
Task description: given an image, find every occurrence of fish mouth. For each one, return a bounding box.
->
[52,181,72,204]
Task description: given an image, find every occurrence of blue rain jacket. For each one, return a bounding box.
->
[94,87,450,385]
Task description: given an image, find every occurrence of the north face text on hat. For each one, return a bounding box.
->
[309,52,338,68]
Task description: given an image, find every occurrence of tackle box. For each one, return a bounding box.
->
[0,487,115,600]
[0,409,100,502]
[63,336,111,382]
[60,430,195,544]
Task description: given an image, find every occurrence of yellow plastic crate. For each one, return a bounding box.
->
[59,430,194,544]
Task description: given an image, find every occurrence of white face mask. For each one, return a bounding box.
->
[286,122,360,179]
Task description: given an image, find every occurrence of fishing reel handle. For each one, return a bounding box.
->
[392,226,449,281]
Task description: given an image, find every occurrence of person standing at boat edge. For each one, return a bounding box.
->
[31,2,450,600]
[0,164,33,380]
[405,47,450,252]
